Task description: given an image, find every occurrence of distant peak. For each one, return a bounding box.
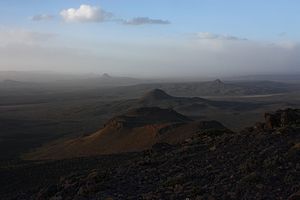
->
[127,107,175,116]
[149,89,170,95]
[2,79,19,83]
[102,73,112,79]
[140,89,173,102]
[2,79,23,85]
[213,79,223,84]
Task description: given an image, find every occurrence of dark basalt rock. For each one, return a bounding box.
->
[151,143,175,152]
[5,108,300,200]
[288,190,300,200]
[264,108,300,129]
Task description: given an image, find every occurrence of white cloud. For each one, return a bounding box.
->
[30,14,54,21]
[273,41,297,49]
[60,4,112,23]
[123,17,170,25]
[59,4,170,25]
[278,32,287,37]
[196,32,247,41]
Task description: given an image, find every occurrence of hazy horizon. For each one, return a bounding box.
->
[1,1,300,77]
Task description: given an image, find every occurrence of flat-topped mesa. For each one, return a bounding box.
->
[264,108,300,129]
[140,89,173,102]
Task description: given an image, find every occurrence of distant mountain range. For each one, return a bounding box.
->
[0,72,147,87]
[228,73,300,82]
[113,89,266,114]
[0,71,298,97]
[113,79,294,97]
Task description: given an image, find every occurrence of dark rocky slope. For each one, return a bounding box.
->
[25,108,300,200]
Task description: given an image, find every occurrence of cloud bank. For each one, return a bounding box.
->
[196,32,247,41]
[0,28,299,77]
[0,28,56,45]
[59,4,170,25]
[123,17,170,25]
[30,14,54,21]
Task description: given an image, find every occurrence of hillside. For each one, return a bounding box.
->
[1,86,295,161]
[3,108,299,200]
[25,107,229,160]
[134,89,268,128]
[139,89,174,102]
[23,89,291,160]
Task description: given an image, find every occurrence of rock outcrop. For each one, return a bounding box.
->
[288,190,300,200]
[264,108,300,129]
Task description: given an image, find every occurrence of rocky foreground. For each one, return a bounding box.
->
[17,108,298,200]
[0,109,298,200]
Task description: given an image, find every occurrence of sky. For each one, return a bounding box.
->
[0,0,300,77]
